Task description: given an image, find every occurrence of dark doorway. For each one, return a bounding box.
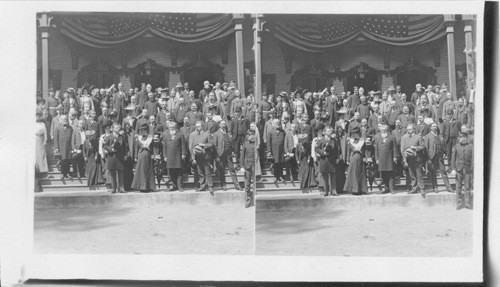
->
[298,76,328,93]
[396,70,428,96]
[184,67,217,96]
[133,70,166,91]
[345,72,379,93]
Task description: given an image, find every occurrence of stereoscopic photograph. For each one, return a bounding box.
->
[16,2,486,283]
[34,12,256,255]
[254,14,478,257]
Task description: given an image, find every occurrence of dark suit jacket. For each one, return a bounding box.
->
[374,135,398,171]
[315,137,339,173]
[204,120,219,134]
[423,132,445,160]
[240,141,256,169]
[162,132,187,169]
[212,130,233,157]
[54,125,73,160]
[267,128,286,163]
[229,117,250,137]
[103,134,127,170]
[71,128,85,151]
[451,142,473,173]
[442,119,460,142]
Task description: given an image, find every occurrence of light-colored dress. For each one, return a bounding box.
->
[35,121,49,173]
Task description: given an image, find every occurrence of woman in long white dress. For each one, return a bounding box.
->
[35,112,49,173]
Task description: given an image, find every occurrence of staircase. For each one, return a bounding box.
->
[37,156,246,194]
[256,161,457,196]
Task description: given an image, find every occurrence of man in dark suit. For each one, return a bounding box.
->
[415,115,430,137]
[451,131,474,209]
[240,133,256,208]
[213,120,241,191]
[325,86,339,126]
[374,125,398,194]
[267,118,287,183]
[103,123,127,194]
[396,105,416,134]
[204,112,218,134]
[442,111,460,160]
[189,121,216,194]
[315,125,340,196]
[54,115,74,179]
[71,120,87,179]
[162,123,187,192]
[310,110,325,138]
[84,110,100,141]
[136,83,148,108]
[97,106,111,136]
[423,122,453,193]
[391,119,405,177]
[111,83,126,124]
[229,107,250,168]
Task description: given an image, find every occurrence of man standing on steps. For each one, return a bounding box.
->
[423,122,453,193]
[400,124,426,198]
[54,115,74,179]
[267,118,287,183]
[189,121,215,195]
[451,131,473,210]
[240,133,256,208]
[374,125,398,194]
[315,126,340,196]
[162,122,187,192]
[103,123,127,194]
[213,120,242,191]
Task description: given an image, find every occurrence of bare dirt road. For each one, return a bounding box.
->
[35,204,254,255]
[256,206,473,257]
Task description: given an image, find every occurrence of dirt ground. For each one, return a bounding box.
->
[34,204,254,255]
[256,206,473,257]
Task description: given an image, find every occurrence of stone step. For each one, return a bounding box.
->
[39,174,245,186]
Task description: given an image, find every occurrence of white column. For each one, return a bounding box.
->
[444,15,457,98]
[38,13,53,99]
[233,14,246,97]
[253,14,264,102]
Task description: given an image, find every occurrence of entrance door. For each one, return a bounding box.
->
[396,70,428,95]
[298,76,328,93]
[345,72,379,93]
[134,71,166,91]
[184,67,217,96]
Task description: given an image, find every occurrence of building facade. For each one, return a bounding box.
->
[37,13,476,100]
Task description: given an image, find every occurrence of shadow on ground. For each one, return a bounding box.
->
[256,209,345,235]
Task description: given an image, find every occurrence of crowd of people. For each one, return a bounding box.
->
[255,82,475,210]
[35,80,256,208]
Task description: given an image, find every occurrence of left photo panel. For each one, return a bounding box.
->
[34,12,256,255]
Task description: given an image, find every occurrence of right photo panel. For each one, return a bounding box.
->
[255,14,477,257]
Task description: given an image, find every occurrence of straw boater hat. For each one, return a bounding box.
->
[387,85,395,91]
[176,83,183,89]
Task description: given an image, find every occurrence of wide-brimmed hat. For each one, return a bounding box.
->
[124,106,135,111]
[176,83,183,88]
[387,85,395,91]
[337,108,347,114]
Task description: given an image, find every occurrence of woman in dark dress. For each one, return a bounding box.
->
[83,137,105,189]
[343,126,368,195]
[297,133,317,193]
[131,122,156,192]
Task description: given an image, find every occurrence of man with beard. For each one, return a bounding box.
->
[424,122,453,193]
[54,115,74,179]
[189,121,215,194]
[374,125,398,194]
[199,81,212,103]
[163,122,187,192]
[416,115,430,137]
[267,118,287,183]
[186,103,203,128]
[396,106,415,134]
[213,120,242,191]
[242,95,256,123]
[386,101,401,131]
